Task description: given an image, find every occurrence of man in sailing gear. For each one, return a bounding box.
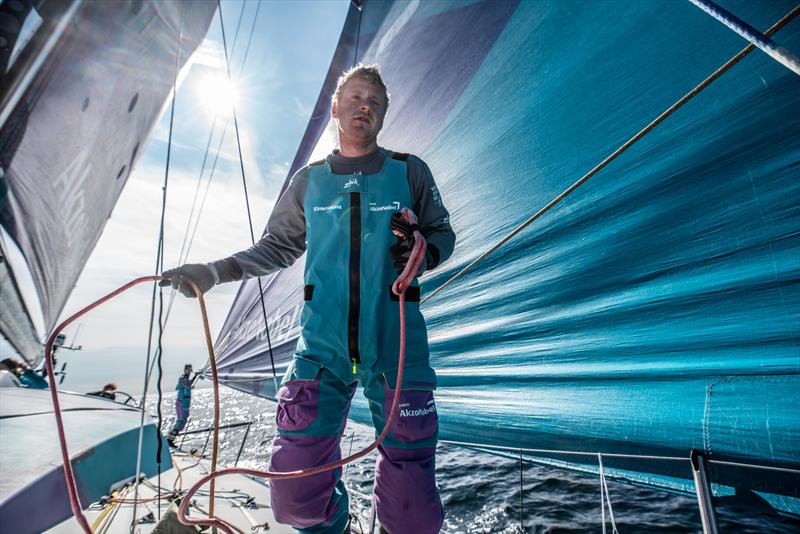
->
[166,65,454,534]
[0,357,48,389]
[87,383,117,401]
[168,364,200,445]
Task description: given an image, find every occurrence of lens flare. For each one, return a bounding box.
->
[197,73,239,117]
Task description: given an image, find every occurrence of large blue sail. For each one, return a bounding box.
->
[213,0,800,510]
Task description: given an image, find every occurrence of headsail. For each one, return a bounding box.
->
[0,0,217,359]
[0,233,40,363]
[214,0,800,511]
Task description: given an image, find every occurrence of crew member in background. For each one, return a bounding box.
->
[87,382,117,400]
[164,64,454,534]
[1,357,48,389]
[167,364,200,446]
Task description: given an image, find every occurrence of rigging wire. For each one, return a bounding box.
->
[144,120,228,384]
[171,0,249,274]
[154,0,186,515]
[420,4,800,305]
[238,0,262,69]
[181,126,229,263]
[228,0,248,61]
[147,118,221,366]
[173,117,218,272]
[600,455,605,534]
[155,285,165,520]
[353,0,362,66]
[142,0,259,389]
[519,449,524,532]
[130,4,185,529]
[688,0,800,76]
[216,0,280,395]
[598,453,619,534]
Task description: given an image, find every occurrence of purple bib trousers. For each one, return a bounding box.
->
[269,362,444,534]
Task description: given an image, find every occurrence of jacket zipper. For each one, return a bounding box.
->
[348,191,361,368]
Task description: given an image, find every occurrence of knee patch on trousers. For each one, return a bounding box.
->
[275,358,355,436]
[276,378,320,432]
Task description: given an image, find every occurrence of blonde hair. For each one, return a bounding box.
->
[333,64,390,109]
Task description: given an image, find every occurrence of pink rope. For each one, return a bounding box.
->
[44,276,160,534]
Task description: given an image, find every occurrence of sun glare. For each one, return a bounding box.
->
[197,74,239,117]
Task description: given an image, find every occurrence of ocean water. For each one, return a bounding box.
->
[154,388,799,533]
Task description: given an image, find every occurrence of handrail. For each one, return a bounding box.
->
[439,439,800,475]
[439,439,686,462]
[180,420,253,436]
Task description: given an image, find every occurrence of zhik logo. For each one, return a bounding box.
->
[343,178,360,189]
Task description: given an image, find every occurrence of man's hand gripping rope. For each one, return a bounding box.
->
[43,208,426,534]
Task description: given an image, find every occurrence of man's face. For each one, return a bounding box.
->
[332,78,387,144]
[184,367,192,376]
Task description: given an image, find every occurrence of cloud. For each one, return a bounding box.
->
[192,38,226,70]
[59,158,274,353]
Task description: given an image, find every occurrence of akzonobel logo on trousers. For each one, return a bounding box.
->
[399,399,436,418]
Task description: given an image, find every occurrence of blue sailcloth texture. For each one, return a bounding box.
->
[213,0,799,509]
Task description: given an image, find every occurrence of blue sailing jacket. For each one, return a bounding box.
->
[176,375,192,403]
[233,148,455,383]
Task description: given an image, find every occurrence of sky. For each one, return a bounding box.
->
[0,0,350,393]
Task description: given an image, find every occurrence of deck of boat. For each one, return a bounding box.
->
[0,388,169,533]
[49,449,293,533]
